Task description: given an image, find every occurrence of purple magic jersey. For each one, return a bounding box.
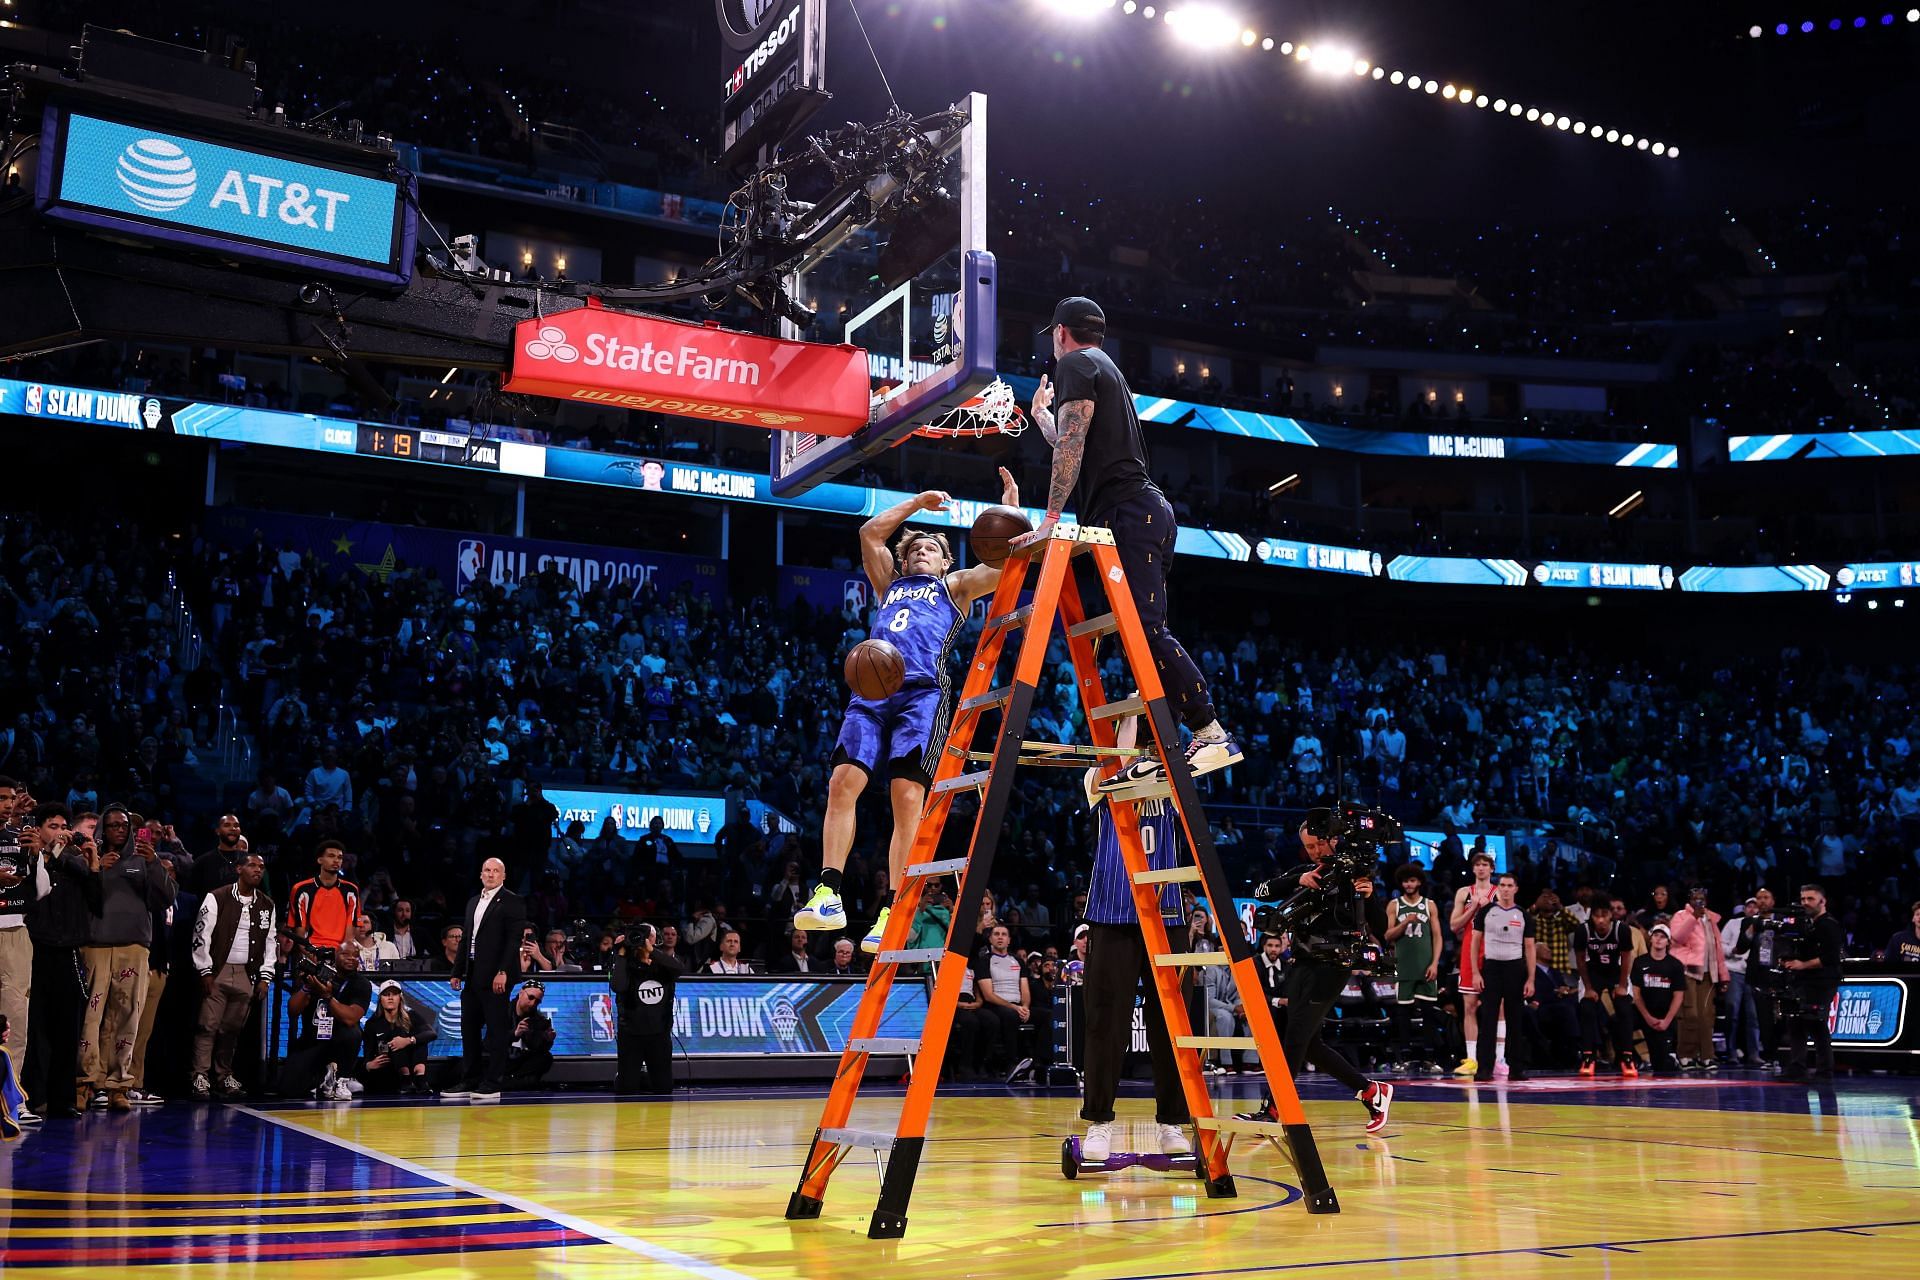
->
[865,573,964,689]
[1085,792,1183,925]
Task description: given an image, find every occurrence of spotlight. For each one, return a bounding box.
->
[1668,145,1680,158]
[1372,65,1384,78]
[1620,132,1633,144]
[1143,5,1154,16]
[1776,21,1789,31]
[1165,5,1241,46]
[1748,23,1763,35]
[1557,116,1570,129]
[1407,74,1421,88]
[1526,107,1540,120]
[1240,28,1256,45]
[1868,599,1879,610]
[1353,58,1370,75]
[1574,121,1586,133]
[1279,39,1293,52]
[1443,84,1457,98]
[1424,79,1438,92]
[1390,70,1404,83]
[1606,128,1619,141]
[1123,0,1136,9]
[1294,43,1312,60]
[1801,19,1814,30]
[1909,6,1917,18]
[1541,111,1555,125]
[1475,94,1489,107]
[1637,137,1649,149]
[1652,141,1665,154]
[1494,97,1507,110]
[1261,35,1273,48]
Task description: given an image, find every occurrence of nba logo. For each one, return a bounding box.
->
[843,579,870,611]
[456,539,486,590]
[24,385,42,415]
[588,992,616,1042]
[1903,564,1915,587]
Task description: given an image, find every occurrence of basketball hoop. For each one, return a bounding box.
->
[912,378,1027,439]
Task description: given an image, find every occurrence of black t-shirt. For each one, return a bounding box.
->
[297,971,373,1045]
[1631,953,1686,1019]
[1052,347,1153,522]
[1884,927,1920,967]
[1573,920,1627,988]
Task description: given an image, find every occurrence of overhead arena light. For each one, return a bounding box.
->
[1165,4,1242,47]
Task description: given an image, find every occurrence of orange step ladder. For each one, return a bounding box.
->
[784,523,1337,1238]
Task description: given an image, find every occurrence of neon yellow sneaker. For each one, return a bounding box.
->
[1452,1058,1479,1077]
[862,906,891,955]
[795,883,847,931]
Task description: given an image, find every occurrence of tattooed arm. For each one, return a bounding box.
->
[1008,399,1093,550]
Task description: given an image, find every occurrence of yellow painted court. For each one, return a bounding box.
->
[8,1080,1913,1278]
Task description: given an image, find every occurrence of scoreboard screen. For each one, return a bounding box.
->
[354,426,501,470]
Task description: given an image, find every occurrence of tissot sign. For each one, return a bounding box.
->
[716,0,827,168]
[502,301,870,435]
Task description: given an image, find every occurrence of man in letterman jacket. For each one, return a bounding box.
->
[190,853,278,1095]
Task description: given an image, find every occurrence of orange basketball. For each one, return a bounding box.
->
[845,637,907,700]
[968,505,1033,567]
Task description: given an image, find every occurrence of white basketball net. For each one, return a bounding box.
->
[913,378,1028,439]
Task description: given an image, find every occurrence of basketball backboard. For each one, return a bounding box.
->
[769,92,995,497]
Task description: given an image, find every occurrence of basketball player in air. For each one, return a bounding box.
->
[1449,848,1498,1076]
[1076,717,1192,1161]
[1013,297,1240,789]
[796,468,1019,952]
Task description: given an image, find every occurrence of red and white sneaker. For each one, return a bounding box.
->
[1359,1081,1394,1135]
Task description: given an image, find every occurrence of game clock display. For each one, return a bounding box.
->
[354,426,501,471]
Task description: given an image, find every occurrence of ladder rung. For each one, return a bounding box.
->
[931,770,991,796]
[819,1127,896,1151]
[1067,612,1118,639]
[959,688,1012,713]
[849,1037,922,1054]
[1175,1036,1259,1051]
[1193,1116,1289,1138]
[906,857,969,878]
[1153,952,1230,967]
[983,605,1032,635]
[1089,697,1146,721]
[1105,780,1172,803]
[1133,866,1202,885]
[876,948,947,965]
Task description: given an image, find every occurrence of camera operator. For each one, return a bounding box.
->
[1779,884,1846,1081]
[283,937,371,1101]
[1237,809,1394,1135]
[612,923,680,1094]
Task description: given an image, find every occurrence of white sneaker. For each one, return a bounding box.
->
[316,1063,339,1101]
[190,1073,212,1101]
[1183,732,1244,778]
[1082,1120,1116,1162]
[1159,1123,1193,1156]
[127,1089,164,1107]
[15,1109,43,1127]
[468,1089,502,1104]
[218,1076,245,1097]
[438,1087,472,1101]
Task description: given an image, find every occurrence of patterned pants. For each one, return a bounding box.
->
[77,945,150,1095]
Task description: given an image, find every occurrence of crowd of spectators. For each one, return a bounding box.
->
[5,499,1920,1113]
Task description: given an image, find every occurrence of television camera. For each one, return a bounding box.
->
[1250,804,1405,969]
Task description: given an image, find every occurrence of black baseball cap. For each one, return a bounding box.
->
[1039,296,1106,335]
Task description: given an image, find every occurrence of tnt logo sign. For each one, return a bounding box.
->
[456,539,486,590]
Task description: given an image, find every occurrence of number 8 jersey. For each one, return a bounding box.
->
[867,573,965,691]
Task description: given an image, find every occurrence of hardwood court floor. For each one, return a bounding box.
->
[4,1076,1919,1277]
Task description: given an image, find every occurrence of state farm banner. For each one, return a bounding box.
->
[502,299,870,435]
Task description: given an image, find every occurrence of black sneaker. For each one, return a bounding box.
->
[1235,1099,1278,1123]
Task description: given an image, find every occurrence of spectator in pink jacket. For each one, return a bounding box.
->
[1666,886,1728,1070]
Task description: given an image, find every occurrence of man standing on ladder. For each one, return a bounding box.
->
[1077,717,1191,1162]
[1013,297,1240,788]
[795,470,1019,952]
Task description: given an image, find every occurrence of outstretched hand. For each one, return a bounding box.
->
[916,490,952,512]
[1031,375,1054,418]
[998,466,1018,507]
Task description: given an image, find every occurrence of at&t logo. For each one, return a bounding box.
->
[523,325,580,363]
[117,138,197,212]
